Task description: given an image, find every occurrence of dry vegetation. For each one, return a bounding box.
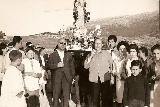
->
[5,11,159,52]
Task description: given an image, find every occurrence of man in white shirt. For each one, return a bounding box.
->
[5,36,25,71]
[49,38,75,107]
[84,38,113,107]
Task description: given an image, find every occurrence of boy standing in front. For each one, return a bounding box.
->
[123,60,150,107]
[0,50,27,107]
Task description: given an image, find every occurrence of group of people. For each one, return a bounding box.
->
[83,35,160,107]
[0,36,49,107]
[0,34,160,107]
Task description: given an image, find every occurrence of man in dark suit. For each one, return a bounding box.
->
[48,38,75,107]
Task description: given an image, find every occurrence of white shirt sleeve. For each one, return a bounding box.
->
[1,68,24,97]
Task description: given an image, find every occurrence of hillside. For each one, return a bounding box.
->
[86,11,159,38]
[5,11,159,49]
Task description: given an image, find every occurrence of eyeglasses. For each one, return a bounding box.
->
[59,42,66,45]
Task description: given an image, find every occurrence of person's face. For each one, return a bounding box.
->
[108,39,116,49]
[119,45,127,58]
[2,48,7,55]
[139,50,145,59]
[94,39,102,51]
[130,49,137,58]
[26,50,35,59]
[119,45,126,53]
[18,40,23,49]
[58,39,66,51]
[16,57,22,66]
[153,49,160,60]
[131,66,141,76]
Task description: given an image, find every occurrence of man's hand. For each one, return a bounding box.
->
[57,62,64,68]
[16,91,24,98]
[152,75,156,80]
[91,50,96,57]
[86,50,96,63]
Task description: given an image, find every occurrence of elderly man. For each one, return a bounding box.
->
[84,38,113,107]
[48,38,75,107]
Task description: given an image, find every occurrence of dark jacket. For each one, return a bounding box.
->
[48,50,75,83]
[147,61,160,90]
[123,74,150,106]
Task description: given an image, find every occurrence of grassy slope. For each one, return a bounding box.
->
[6,11,159,50]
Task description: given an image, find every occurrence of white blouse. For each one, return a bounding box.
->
[22,58,42,91]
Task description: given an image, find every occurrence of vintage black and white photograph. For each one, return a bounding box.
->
[0,0,159,107]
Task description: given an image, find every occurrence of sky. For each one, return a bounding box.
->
[0,0,159,36]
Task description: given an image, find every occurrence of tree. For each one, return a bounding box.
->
[0,31,6,39]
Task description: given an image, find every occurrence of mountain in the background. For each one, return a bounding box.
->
[86,11,159,38]
[4,11,159,49]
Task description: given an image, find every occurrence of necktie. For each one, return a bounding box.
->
[30,59,34,72]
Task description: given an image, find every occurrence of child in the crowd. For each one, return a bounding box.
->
[148,44,160,107]
[126,44,139,77]
[0,50,27,107]
[22,47,42,107]
[123,60,150,107]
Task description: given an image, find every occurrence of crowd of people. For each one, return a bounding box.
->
[0,35,160,107]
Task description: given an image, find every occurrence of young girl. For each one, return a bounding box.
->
[22,47,42,107]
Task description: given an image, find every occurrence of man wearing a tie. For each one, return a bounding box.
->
[49,38,75,107]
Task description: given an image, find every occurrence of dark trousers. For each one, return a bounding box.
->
[46,92,53,107]
[89,80,113,107]
[128,99,144,107]
[52,70,71,107]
